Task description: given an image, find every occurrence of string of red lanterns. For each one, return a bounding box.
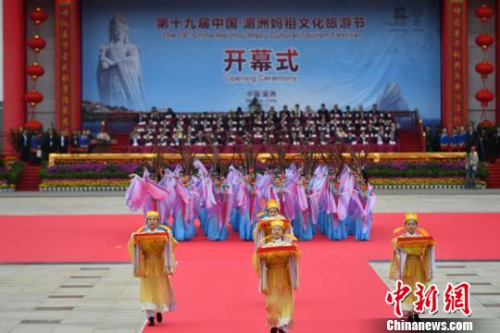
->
[474,4,495,118]
[24,7,48,131]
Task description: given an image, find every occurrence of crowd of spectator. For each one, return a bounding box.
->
[17,128,92,164]
[425,124,500,162]
[129,103,399,148]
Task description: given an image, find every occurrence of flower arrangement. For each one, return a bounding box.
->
[37,158,491,191]
[2,155,18,165]
[47,162,138,174]
[39,178,130,189]
[370,177,471,186]
[96,132,111,142]
[0,161,24,185]
[364,161,488,180]
[370,177,486,189]
[40,162,142,179]
[479,119,494,128]
[0,179,15,190]
[53,158,151,165]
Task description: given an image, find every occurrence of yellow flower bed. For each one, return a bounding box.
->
[0,183,15,189]
[370,177,486,186]
[39,178,130,188]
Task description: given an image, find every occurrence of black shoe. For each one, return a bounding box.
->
[408,314,414,322]
[270,328,278,333]
[148,317,155,326]
[414,314,421,322]
[156,312,163,323]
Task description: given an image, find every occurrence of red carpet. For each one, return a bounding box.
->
[1,213,499,332]
[1,213,498,263]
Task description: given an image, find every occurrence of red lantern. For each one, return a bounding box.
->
[28,35,46,53]
[24,119,43,131]
[475,60,494,79]
[475,89,494,107]
[479,119,494,128]
[29,7,48,26]
[24,90,44,107]
[475,4,494,23]
[26,62,45,81]
[475,33,494,50]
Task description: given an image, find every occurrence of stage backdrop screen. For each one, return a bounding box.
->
[82,0,441,122]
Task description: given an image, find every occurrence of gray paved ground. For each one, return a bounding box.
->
[370,261,500,331]
[0,264,144,333]
[1,191,500,215]
[2,262,499,333]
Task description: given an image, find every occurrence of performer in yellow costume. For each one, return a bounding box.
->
[256,219,300,333]
[128,211,178,326]
[254,199,293,247]
[389,213,436,322]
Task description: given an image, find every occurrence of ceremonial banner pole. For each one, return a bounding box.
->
[55,0,81,132]
[442,0,468,129]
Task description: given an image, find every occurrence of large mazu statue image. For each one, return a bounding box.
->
[97,14,147,110]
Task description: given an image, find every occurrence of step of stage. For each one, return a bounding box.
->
[487,160,500,188]
[109,145,128,153]
[111,133,130,145]
[16,165,41,192]
[109,133,129,152]
[398,130,423,152]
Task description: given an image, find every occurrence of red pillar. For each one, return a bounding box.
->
[74,0,81,131]
[2,0,26,151]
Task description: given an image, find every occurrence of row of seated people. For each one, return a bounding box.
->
[129,129,398,149]
[131,118,398,148]
[136,117,397,137]
[136,104,391,123]
[134,121,397,137]
[133,104,396,134]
